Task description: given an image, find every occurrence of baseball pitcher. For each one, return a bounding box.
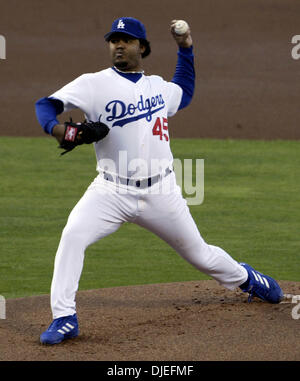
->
[35,17,283,345]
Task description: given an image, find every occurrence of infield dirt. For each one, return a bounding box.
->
[1,280,300,361]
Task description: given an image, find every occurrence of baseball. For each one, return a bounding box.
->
[174,20,189,35]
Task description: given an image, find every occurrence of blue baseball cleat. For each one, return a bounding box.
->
[40,313,79,345]
[239,263,284,304]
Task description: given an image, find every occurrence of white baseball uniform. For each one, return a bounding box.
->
[48,67,248,319]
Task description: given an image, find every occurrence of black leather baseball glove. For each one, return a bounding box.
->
[60,119,109,155]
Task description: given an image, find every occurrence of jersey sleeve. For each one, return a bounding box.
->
[49,74,92,113]
[163,81,183,117]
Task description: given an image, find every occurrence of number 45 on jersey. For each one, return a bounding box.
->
[152,117,169,141]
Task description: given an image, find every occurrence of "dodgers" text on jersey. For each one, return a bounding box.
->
[105,94,165,127]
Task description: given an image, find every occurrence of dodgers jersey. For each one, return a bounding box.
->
[50,68,183,179]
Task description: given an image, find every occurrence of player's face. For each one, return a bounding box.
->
[109,34,145,71]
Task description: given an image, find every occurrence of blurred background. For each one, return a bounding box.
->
[0,0,300,139]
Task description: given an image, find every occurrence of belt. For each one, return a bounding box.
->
[102,168,172,189]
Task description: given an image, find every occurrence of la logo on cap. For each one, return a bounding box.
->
[117,19,125,29]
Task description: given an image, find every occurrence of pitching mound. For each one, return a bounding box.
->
[0,280,299,361]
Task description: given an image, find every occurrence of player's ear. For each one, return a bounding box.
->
[139,39,151,58]
[139,42,146,56]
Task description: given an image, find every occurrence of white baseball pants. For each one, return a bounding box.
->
[50,172,248,319]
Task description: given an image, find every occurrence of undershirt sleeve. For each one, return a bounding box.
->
[171,46,195,110]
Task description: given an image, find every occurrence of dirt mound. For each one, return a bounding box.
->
[0,280,299,361]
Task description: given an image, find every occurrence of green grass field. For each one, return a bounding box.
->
[0,137,299,299]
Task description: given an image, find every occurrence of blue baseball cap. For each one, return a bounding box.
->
[104,17,147,41]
